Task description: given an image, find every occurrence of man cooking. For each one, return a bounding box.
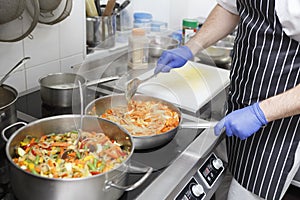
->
[155,1,300,200]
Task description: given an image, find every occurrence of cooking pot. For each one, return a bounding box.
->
[196,35,235,68]
[1,115,152,200]
[0,84,18,149]
[85,94,217,150]
[148,35,180,58]
[39,73,119,107]
[0,57,31,148]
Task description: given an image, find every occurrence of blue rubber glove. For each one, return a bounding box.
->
[154,46,193,74]
[214,102,268,140]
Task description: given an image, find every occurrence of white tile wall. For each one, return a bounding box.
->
[0,42,24,75]
[127,0,216,31]
[61,54,85,73]
[3,69,26,92]
[26,60,61,89]
[24,23,60,68]
[60,0,86,58]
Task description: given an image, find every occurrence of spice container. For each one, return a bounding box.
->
[128,28,149,69]
[182,18,198,44]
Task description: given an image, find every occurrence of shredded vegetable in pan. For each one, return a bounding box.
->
[13,131,129,178]
[91,100,180,136]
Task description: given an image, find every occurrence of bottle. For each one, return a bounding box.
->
[182,18,198,44]
[128,28,149,69]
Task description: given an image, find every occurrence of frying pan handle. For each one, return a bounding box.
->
[105,165,153,191]
[180,121,218,129]
[1,122,27,142]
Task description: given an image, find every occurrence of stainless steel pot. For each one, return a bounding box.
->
[2,115,152,200]
[0,85,18,148]
[196,35,235,68]
[39,73,119,107]
[86,15,117,49]
[85,94,217,150]
[148,36,180,58]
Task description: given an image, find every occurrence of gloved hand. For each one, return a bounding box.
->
[214,102,268,140]
[154,46,193,74]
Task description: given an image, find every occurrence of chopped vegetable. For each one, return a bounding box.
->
[13,131,129,179]
[92,99,180,136]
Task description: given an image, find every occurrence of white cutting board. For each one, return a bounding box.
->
[136,61,230,113]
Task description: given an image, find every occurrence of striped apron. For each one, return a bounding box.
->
[226,0,300,199]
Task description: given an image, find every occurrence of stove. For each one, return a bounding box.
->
[0,63,228,200]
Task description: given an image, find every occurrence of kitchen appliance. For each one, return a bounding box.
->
[0,60,229,200]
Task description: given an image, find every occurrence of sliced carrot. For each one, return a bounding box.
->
[51,142,69,147]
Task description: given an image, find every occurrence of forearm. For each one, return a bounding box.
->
[186,4,240,55]
[260,84,300,122]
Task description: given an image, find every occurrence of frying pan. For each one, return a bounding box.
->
[85,94,217,150]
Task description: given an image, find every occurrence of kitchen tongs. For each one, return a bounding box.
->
[125,71,159,101]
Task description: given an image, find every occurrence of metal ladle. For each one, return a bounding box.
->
[125,71,159,101]
[0,57,30,86]
[61,80,84,159]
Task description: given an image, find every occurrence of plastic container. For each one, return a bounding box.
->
[151,20,168,33]
[171,30,183,44]
[182,18,198,44]
[133,12,152,32]
[128,28,149,69]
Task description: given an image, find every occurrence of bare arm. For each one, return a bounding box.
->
[260,84,300,122]
[186,4,240,55]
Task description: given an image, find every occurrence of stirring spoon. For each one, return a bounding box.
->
[125,71,159,101]
[76,80,84,145]
[61,80,84,159]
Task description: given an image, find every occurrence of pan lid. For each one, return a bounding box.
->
[0,0,39,42]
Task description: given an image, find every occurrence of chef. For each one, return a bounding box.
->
[155,1,300,199]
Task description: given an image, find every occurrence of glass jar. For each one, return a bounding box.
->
[128,28,149,69]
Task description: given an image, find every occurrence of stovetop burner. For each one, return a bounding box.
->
[1,86,204,200]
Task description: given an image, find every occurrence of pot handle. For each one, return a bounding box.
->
[86,76,120,87]
[180,121,218,129]
[105,164,153,191]
[1,122,27,142]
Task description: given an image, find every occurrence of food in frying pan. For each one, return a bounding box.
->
[13,131,129,178]
[92,100,180,136]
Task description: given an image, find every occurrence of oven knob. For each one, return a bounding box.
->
[191,184,204,197]
[212,158,223,170]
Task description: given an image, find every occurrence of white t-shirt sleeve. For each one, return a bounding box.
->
[275,0,300,43]
[216,0,239,15]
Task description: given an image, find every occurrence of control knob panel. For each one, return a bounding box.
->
[175,178,206,200]
[198,153,224,188]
